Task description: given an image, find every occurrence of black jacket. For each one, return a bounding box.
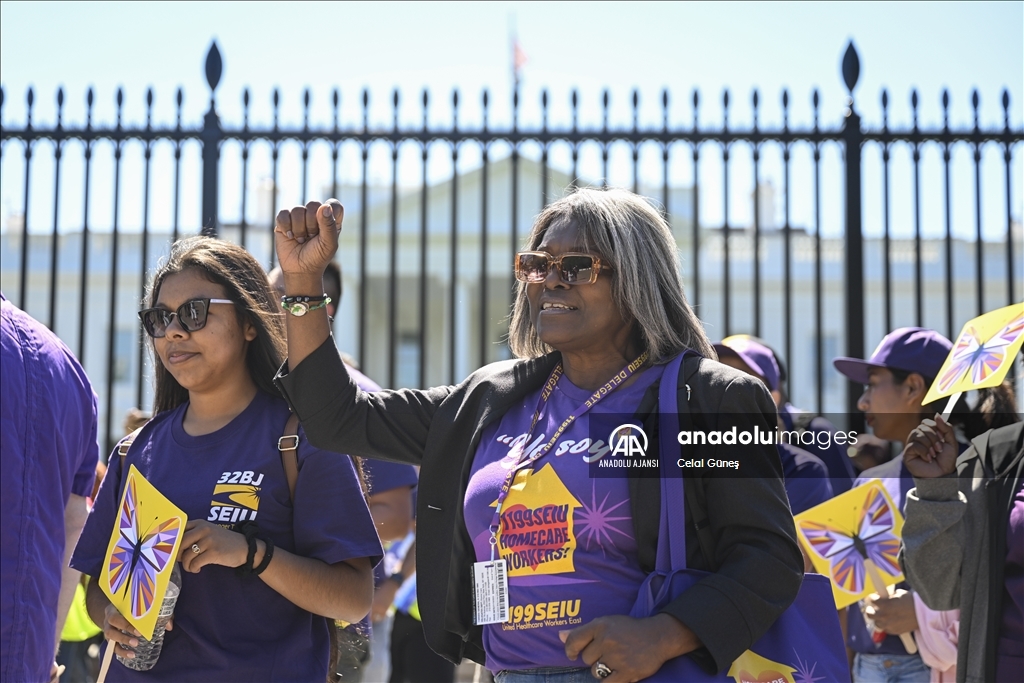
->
[275,339,802,674]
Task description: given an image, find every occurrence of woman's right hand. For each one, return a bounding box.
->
[903,415,958,479]
[274,199,344,280]
[102,603,141,659]
[102,603,173,659]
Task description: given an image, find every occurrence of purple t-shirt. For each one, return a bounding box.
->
[464,365,663,672]
[777,443,833,514]
[363,459,418,498]
[1,294,99,683]
[70,390,382,681]
[996,481,1024,681]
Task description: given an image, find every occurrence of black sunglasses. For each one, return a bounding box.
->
[138,298,234,338]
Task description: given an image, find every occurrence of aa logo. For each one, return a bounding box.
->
[609,424,647,458]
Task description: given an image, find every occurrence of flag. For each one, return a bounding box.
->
[512,38,527,84]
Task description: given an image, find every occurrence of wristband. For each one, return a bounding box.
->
[387,571,405,586]
[233,521,261,577]
[252,538,275,576]
[281,295,331,317]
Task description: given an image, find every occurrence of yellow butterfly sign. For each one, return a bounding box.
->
[922,302,1024,408]
[727,650,797,683]
[794,480,904,610]
[100,465,186,640]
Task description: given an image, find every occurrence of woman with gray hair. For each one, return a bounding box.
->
[273,188,803,682]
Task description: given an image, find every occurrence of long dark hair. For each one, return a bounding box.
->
[147,237,286,414]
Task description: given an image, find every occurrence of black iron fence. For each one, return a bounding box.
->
[1,42,1021,452]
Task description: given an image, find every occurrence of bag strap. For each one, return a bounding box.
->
[116,427,144,471]
[656,352,719,573]
[657,352,690,572]
[274,412,339,681]
[278,413,300,501]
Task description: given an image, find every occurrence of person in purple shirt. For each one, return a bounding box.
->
[718,334,856,494]
[273,191,803,682]
[713,337,834,514]
[70,237,381,681]
[834,327,957,683]
[1,293,98,683]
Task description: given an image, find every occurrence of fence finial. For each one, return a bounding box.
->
[205,41,223,100]
[841,41,860,98]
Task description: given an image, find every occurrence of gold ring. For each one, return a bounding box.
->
[191,543,202,555]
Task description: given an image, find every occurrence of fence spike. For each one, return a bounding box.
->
[205,41,223,94]
[842,41,860,95]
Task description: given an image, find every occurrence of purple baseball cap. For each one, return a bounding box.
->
[714,335,781,391]
[832,327,953,385]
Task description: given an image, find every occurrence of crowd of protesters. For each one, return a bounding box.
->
[1,186,1020,683]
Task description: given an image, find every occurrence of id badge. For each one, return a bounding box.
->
[471,559,509,625]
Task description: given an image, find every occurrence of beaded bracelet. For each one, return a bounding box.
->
[281,295,331,317]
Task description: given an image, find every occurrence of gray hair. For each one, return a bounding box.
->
[508,187,717,363]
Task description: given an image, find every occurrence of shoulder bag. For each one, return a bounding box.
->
[628,351,850,682]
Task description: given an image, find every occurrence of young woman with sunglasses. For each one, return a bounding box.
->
[70,237,382,681]
[273,190,804,682]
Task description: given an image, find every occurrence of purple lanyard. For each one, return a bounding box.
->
[486,352,648,559]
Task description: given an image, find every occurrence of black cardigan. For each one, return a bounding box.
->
[275,339,802,674]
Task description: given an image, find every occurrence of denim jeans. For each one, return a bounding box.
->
[494,667,593,683]
[853,652,931,683]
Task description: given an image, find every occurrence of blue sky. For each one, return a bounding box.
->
[1,1,1021,239]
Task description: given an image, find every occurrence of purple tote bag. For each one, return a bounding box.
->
[628,351,850,682]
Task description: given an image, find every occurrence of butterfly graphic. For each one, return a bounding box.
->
[798,485,901,595]
[107,476,182,619]
[938,311,1024,393]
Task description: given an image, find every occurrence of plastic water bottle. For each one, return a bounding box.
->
[117,563,181,671]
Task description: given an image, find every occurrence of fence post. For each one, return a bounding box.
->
[201,42,223,236]
[841,42,866,429]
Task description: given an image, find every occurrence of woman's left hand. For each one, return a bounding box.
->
[560,613,700,682]
[177,520,250,573]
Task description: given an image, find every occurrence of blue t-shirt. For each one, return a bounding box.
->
[464,365,663,672]
[1,295,98,683]
[71,390,382,681]
[778,443,833,514]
